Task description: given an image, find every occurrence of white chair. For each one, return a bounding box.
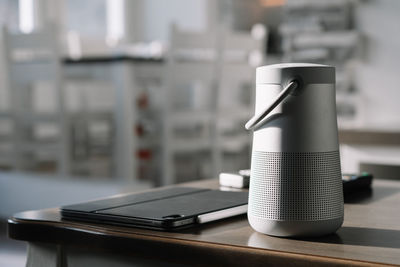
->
[2,25,69,175]
[63,32,117,177]
[0,28,14,169]
[161,24,220,185]
[216,24,267,172]
[66,80,115,177]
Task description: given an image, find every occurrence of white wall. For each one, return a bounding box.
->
[65,0,106,37]
[140,0,207,42]
[338,1,400,173]
[354,0,400,127]
[63,0,208,43]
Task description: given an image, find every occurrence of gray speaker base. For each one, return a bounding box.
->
[248,215,343,237]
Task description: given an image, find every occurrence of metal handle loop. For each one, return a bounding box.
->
[245,80,298,130]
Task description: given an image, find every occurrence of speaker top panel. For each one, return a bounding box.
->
[256,63,335,86]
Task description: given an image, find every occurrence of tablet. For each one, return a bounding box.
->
[61,187,248,231]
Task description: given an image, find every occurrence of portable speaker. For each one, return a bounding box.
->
[245,63,344,237]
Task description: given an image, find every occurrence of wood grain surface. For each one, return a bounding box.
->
[8,179,400,266]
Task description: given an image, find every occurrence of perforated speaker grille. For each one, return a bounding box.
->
[249,151,343,221]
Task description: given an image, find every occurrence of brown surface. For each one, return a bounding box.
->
[8,179,400,266]
[339,129,400,146]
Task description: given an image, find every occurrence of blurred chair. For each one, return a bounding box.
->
[68,95,114,177]
[0,27,14,169]
[64,32,116,177]
[1,25,69,175]
[216,24,267,172]
[132,65,164,183]
[65,79,115,177]
[161,24,220,185]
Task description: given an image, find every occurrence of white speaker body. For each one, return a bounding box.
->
[248,63,344,237]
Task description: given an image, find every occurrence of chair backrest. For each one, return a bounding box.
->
[169,24,218,63]
[3,25,62,85]
[1,25,68,174]
[2,25,63,114]
[217,24,267,113]
[220,24,267,66]
[165,24,219,111]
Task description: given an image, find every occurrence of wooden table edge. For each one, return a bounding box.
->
[8,216,396,267]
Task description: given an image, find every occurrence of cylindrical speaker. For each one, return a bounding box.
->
[246,63,343,237]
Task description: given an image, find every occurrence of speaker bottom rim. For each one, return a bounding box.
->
[248,215,344,237]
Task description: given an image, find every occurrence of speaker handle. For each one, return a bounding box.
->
[245,80,298,130]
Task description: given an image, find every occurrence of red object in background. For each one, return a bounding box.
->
[136,124,144,136]
[137,92,149,109]
[137,149,152,160]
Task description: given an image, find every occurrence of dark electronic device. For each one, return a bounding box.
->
[342,172,373,195]
[61,187,248,231]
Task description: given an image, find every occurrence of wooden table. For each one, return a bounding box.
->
[8,179,400,266]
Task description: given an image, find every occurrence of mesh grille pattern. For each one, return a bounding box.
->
[249,151,343,221]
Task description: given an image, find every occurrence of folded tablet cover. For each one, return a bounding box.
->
[62,187,248,229]
[62,187,206,213]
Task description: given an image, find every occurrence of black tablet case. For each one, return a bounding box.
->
[61,187,248,230]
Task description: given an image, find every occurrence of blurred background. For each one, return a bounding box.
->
[0,0,400,265]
